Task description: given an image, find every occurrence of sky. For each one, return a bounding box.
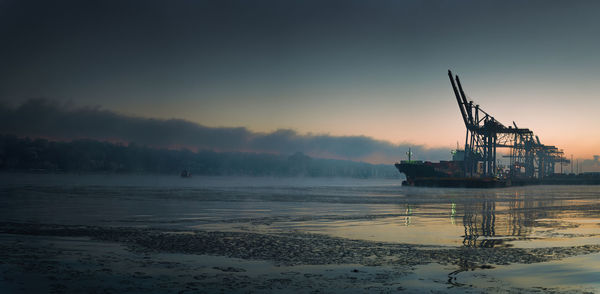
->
[1,0,600,163]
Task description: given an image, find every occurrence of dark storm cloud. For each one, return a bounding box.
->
[0,99,450,162]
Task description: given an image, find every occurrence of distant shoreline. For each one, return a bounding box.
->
[0,170,402,180]
[0,135,401,179]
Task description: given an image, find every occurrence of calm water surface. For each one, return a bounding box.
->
[2,173,600,292]
[2,173,599,249]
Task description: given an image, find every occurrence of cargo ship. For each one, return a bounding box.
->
[394,70,573,187]
[394,149,509,188]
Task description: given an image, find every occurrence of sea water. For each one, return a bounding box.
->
[1,173,599,291]
[2,173,599,249]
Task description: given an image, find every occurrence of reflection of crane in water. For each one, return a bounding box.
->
[460,196,542,247]
[508,196,525,237]
[507,194,553,235]
[462,200,497,247]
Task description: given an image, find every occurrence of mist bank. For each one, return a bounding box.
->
[0,99,451,163]
[0,135,402,178]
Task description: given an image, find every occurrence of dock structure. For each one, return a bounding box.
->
[448,70,569,180]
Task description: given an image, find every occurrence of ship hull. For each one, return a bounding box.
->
[395,162,508,188]
[410,177,509,188]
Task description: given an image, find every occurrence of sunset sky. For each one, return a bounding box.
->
[1,0,600,161]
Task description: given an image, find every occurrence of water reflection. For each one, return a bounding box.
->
[265,188,600,247]
[5,175,598,249]
[458,194,561,248]
[450,203,456,225]
[455,190,600,248]
[462,200,500,247]
[404,204,412,226]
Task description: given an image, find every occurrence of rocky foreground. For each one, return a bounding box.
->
[2,222,600,268]
[2,222,600,293]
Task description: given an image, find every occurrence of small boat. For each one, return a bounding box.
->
[180,169,192,178]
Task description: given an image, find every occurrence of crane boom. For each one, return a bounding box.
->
[455,75,474,125]
[448,70,470,127]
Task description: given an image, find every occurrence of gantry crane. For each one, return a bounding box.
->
[448,70,569,179]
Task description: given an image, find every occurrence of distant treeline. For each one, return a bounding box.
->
[0,135,401,178]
